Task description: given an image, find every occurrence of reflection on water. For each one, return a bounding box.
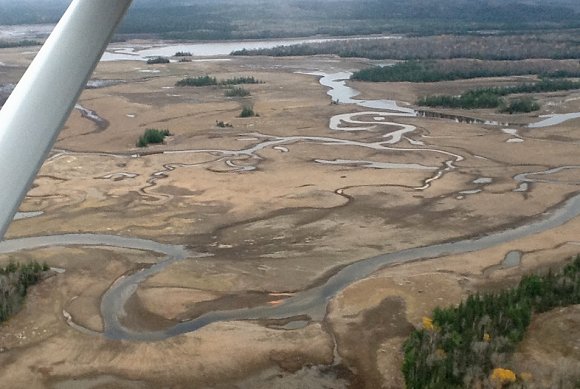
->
[101,36,398,62]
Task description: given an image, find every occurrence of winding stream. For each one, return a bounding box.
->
[2,192,580,341]
[4,70,580,341]
[514,165,580,192]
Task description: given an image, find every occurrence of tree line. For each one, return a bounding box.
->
[403,255,580,388]
[0,261,49,323]
[3,0,578,40]
[352,60,580,83]
[175,75,262,87]
[415,79,580,112]
[234,33,580,62]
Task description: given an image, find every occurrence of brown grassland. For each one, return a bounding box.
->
[0,43,579,388]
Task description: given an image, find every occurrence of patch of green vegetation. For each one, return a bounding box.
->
[403,256,580,389]
[353,60,580,83]
[175,75,217,87]
[499,98,540,114]
[416,79,580,111]
[418,90,503,109]
[136,128,171,147]
[224,87,251,97]
[146,56,170,64]
[239,106,257,118]
[0,261,50,323]
[220,76,263,85]
[175,76,263,88]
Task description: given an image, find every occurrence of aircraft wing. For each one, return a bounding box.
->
[0,0,133,240]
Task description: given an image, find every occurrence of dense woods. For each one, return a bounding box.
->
[1,1,578,40]
[0,261,49,323]
[351,60,580,82]
[235,32,580,61]
[116,1,580,40]
[416,79,580,111]
[403,256,580,388]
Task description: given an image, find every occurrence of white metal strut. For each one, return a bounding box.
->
[0,0,133,239]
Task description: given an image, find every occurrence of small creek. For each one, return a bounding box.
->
[74,104,109,132]
[2,192,580,341]
[528,112,580,128]
[514,166,580,192]
[4,70,580,341]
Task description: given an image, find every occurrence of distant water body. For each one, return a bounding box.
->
[100,35,399,62]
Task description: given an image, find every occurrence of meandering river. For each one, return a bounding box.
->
[3,70,580,341]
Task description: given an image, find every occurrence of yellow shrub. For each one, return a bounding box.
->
[490,368,517,385]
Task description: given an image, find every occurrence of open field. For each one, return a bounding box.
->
[1,43,580,387]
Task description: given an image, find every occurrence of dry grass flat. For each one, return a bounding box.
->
[0,44,579,387]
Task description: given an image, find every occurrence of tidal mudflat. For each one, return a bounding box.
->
[1,44,580,387]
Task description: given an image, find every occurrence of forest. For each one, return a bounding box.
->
[416,79,580,111]
[0,0,579,40]
[351,60,580,83]
[235,32,580,61]
[0,261,49,323]
[403,256,580,388]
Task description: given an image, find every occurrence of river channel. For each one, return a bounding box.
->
[101,36,399,62]
[2,70,580,341]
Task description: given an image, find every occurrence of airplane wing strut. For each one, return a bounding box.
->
[0,0,133,240]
